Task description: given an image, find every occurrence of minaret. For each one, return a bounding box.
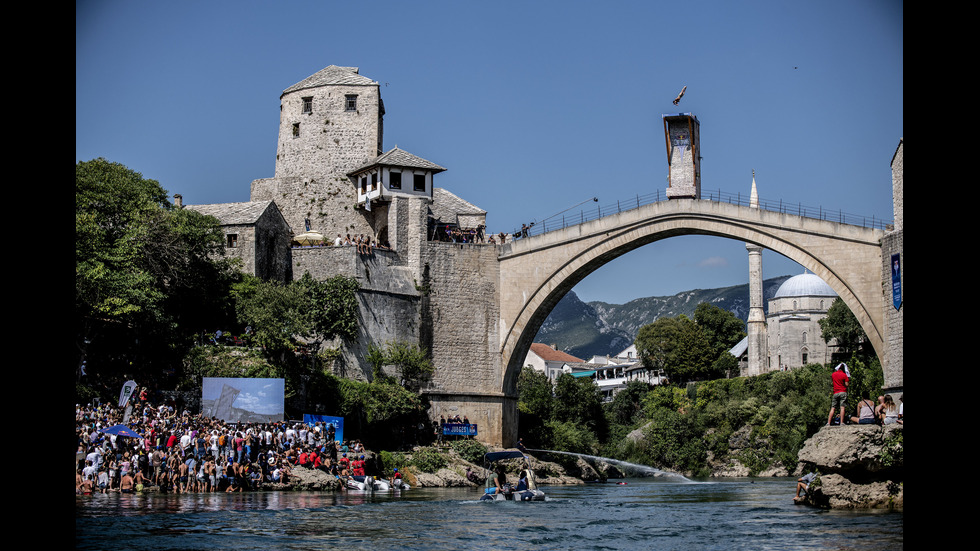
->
[745,171,767,376]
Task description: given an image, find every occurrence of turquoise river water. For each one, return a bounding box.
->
[75,477,902,550]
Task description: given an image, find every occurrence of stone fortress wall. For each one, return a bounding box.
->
[880,139,902,395]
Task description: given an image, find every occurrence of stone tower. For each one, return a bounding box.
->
[745,171,767,375]
[251,65,385,238]
[663,113,701,199]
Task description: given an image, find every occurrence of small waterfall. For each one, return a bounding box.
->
[528,449,693,482]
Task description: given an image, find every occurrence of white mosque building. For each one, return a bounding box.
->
[733,271,840,374]
[764,272,839,371]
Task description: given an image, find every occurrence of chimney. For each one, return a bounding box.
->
[174,194,183,208]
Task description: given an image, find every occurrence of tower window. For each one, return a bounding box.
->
[227,234,238,248]
[371,173,378,191]
[360,177,367,194]
[292,123,300,138]
[390,171,402,190]
[345,94,357,112]
[302,97,313,114]
[413,173,426,192]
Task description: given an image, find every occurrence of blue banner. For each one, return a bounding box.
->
[304,414,344,443]
[442,423,478,436]
[891,253,902,310]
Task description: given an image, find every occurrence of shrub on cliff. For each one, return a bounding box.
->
[411,447,448,473]
[450,439,487,464]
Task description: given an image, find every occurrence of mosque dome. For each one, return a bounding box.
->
[774,273,837,299]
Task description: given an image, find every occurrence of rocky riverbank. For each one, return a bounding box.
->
[793,423,903,509]
[173,446,592,493]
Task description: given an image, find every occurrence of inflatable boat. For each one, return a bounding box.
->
[346,475,410,491]
[478,450,546,502]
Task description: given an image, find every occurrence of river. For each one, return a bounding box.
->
[75,477,902,550]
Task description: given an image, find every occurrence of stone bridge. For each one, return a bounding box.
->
[493,198,888,443]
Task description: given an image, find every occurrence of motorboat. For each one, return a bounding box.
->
[478,450,546,502]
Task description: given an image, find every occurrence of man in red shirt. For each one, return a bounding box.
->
[827,363,850,426]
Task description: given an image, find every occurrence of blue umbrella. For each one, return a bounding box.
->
[98,424,143,438]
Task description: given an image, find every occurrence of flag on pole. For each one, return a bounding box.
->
[118,380,138,408]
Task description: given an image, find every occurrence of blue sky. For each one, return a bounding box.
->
[77,0,902,305]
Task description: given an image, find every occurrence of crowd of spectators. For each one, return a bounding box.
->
[330,233,391,254]
[75,398,369,495]
[291,232,392,254]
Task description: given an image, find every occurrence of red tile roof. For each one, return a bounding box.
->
[529,343,584,363]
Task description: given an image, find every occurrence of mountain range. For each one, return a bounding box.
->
[535,275,794,360]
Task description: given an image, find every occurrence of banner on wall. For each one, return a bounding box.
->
[442,423,478,436]
[891,253,902,310]
[303,414,344,443]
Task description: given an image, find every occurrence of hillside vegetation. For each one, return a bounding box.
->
[517,355,882,478]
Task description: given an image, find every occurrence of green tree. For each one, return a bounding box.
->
[635,315,715,383]
[819,298,872,359]
[232,273,360,368]
[331,376,429,449]
[516,366,554,447]
[694,302,746,358]
[553,373,608,442]
[298,272,360,343]
[77,159,169,381]
[76,158,235,389]
[635,304,745,385]
[365,341,434,390]
[232,275,308,359]
[296,272,360,372]
[607,379,652,426]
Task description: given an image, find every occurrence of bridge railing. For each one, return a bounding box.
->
[514,189,893,238]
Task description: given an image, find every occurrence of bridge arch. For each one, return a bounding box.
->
[497,199,885,398]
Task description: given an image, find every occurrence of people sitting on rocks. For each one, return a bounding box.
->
[849,393,878,425]
[794,471,817,501]
[880,395,900,425]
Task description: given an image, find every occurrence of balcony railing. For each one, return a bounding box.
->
[512,189,892,238]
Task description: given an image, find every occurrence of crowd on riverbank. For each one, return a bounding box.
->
[75,400,371,495]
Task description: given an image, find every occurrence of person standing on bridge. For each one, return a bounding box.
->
[827,363,850,425]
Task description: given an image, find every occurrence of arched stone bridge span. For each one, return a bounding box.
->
[496,198,886,410]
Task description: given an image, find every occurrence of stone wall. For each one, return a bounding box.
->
[291,245,421,382]
[881,139,903,395]
[419,241,501,395]
[289,237,511,444]
[418,240,511,445]
[254,207,293,282]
